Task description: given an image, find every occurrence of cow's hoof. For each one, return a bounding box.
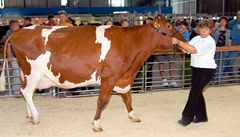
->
[92,127,103,132]
[31,118,40,125]
[26,115,32,119]
[92,119,103,132]
[131,116,141,123]
[128,111,141,123]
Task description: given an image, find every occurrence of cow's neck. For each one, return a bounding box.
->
[124,24,155,76]
[134,24,155,61]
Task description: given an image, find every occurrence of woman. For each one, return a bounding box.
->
[57,10,73,27]
[212,16,231,81]
[173,19,217,126]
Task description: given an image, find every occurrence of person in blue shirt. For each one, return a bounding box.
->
[3,20,22,94]
[212,16,231,81]
[224,10,240,76]
[154,20,191,88]
[177,20,191,87]
[177,20,190,41]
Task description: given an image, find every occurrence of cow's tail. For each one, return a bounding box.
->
[0,35,11,91]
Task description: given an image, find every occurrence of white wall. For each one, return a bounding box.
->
[171,0,196,15]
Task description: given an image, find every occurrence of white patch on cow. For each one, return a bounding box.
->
[128,111,135,118]
[42,26,67,45]
[23,25,38,29]
[25,51,52,91]
[113,84,131,94]
[92,119,101,129]
[25,51,101,90]
[95,25,111,62]
[60,71,101,89]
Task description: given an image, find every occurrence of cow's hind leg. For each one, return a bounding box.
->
[121,91,141,122]
[20,71,32,119]
[21,73,42,124]
[92,81,114,132]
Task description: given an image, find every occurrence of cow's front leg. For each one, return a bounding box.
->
[121,91,141,122]
[92,81,114,132]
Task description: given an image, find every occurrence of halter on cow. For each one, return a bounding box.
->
[0,14,193,132]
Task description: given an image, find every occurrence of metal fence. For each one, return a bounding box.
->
[0,50,239,98]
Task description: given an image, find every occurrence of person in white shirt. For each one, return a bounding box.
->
[173,19,217,126]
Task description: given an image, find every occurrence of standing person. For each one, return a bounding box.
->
[4,20,21,94]
[224,10,240,76]
[212,16,231,81]
[154,21,190,88]
[44,14,57,26]
[154,52,178,87]
[173,19,217,126]
[57,10,73,27]
[177,20,190,41]
[177,21,191,87]
[121,19,130,27]
[23,17,33,27]
[104,20,113,26]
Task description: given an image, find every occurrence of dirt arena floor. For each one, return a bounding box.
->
[0,85,239,137]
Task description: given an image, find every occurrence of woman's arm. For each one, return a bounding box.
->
[172,37,197,54]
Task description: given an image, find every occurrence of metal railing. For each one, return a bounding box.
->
[0,46,239,98]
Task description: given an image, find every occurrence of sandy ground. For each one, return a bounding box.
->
[0,85,239,137]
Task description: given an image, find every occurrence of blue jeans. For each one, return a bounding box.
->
[214,52,223,81]
[223,51,240,75]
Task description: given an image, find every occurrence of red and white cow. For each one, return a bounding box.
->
[0,15,194,131]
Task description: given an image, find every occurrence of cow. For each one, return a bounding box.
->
[0,15,195,132]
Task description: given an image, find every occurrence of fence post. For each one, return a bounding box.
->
[143,61,147,92]
[182,54,186,88]
[6,60,12,96]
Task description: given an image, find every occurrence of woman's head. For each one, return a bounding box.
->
[58,10,68,23]
[218,16,228,27]
[197,19,214,38]
[178,20,189,33]
[104,20,113,26]
[121,19,130,27]
[9,20,20,31]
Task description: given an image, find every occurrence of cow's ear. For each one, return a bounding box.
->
[154,14,162,28]
[153,20,161,28]
[156,14,162,21]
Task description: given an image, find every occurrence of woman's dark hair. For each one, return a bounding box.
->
[178,20,189,27]
[218,16,228,22]
[218,16,230,29]
[9,20,19,26]
[48,14,55,20]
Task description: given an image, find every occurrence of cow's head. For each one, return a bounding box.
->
[150,14,187,53]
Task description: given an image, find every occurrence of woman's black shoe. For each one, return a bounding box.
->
[178,119,191,126]
[192,118,208,123]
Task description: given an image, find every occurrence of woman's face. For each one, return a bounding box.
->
[121,21,129,27]
[219,19,227,27]
[59,14,67,23]
[11,23,20,31]
[199,27,212,38]
[179,24,187,33]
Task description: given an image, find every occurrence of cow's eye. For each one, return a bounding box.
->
[166,23,172,29]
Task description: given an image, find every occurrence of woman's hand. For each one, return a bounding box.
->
[172,38,197,54]
[172,37,180,45]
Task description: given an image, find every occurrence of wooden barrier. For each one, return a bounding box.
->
[153,45,240,55]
